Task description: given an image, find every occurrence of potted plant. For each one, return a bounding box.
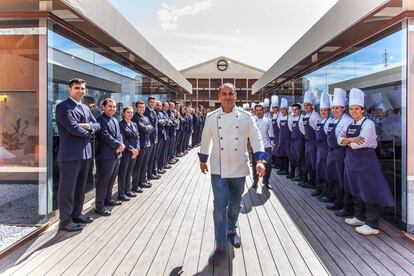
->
[2,118,29,157]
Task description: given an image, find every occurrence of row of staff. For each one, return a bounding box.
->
[250,88,394,236]
[55,78,206,232]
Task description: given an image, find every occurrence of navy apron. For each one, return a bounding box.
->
[315,119,329,181]
[276,117,291,157]
[303,116,317,170]
[325,118,346,186]
[290,115,304,168]
[272,112,280,156]
[343,118,394,207]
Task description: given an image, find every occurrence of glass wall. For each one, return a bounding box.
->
[48,20,172,211]
[0,18,48,225]
[267,22,407,227]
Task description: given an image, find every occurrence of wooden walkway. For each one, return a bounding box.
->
[0,148,412,275]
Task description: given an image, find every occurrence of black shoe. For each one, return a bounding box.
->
[157,169,166,174]
[95,207,111,216]
[291,176,302,182]
[140,182,152,188]
[165,165,172,169]
[277,170,288,175]
[208,249,227,266]
[301,183,315,189]
[318,196,333,203]
[264,183,272,189]
[126,191,138,197]
[59,222,84,232]
[286,174,295,179]
[148,174,161,180]
[252,182,258,189]
[118,194,130,202]
[227,232,241,248]
[72,214,94,224]
[335,208,353,217]
[311,190,322,197]
[327,203,342,210]
[132,187,144,193]
[105,199,122,206]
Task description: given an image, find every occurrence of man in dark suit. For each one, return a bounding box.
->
[155,100,168,174]
[132,100,154,189]
[55,78,100,232]
[167,102,179,164]
[144,97,161,180]
[95,98,124,216]
[162,102,173,170]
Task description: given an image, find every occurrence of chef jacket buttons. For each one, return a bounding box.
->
[234,148,237,151]
[219,126,222,129]
[221,148,224,150]
[235,137,238,140]
[236,126,239,129]
[220,137,223,140]
[219,116,221,119]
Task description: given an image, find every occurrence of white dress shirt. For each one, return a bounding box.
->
[337,117,378,149]
[293,113,305,134]
[199,106,265,178]
[255,116,274,148]
[302,110,322,130]
[331,113,353,138]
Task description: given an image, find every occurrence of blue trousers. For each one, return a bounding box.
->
[132,146,150,188]
[211,174,245,250]
[118,151,136,195]
[96,158,120,208]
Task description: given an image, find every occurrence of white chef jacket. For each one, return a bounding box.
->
[337,117,378,149]
[277,114,294,131]
[293,113,305,134]
[198,106,266,178]
[255,116,274,148]
[331,113,353,138]
[319,117,334,134]
[302,110,322,130]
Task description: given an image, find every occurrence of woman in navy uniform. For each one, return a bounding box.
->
[276,98,292,176]
[118,107,141,200]
[339,88,394,236]
[290,103,306,182]
[313,93,332,197]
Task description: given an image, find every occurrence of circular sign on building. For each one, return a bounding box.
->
[217,59,228,71]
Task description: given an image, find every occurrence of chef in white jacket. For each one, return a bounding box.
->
[198,83,267,265]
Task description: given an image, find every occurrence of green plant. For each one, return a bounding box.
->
[2,118,29,150]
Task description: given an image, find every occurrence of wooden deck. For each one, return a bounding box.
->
[0,148,412,276]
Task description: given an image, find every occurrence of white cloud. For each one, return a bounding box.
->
[158,0,214,30]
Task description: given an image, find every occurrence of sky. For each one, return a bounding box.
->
[108,0,339,71]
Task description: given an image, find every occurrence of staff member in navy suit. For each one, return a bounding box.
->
[192,110,200,147]
[162,102,173,170]
[118,106,141,200]
[155,100,168,174]
[167,103,179,164]
[339,88,394,235]
[144,97,161,180]
[132,100,154,189]
[56,78,100,232]
[95,98,124,216]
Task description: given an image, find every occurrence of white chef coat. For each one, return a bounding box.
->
[331,113,353,138]
[293,113,305,134]
[277,114,294,131]
[337,117,378,149]
[199,106,266,178]
[255,116,274,148]
[302,110,322,130]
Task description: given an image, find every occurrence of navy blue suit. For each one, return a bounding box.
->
[192,113,200,146]
[95,113,123,208]
[132,113,153,187]
[155,109,169,171]
[118,120,140,196]
[55,97,100,225]
[167,111,178,162]
[144,106,158,176]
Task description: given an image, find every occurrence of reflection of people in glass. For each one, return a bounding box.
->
[381,90,402,159]
[339,88,394,236]
[83,96,102,119]
[55,78,100,232]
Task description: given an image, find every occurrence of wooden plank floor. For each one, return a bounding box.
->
[4,147,411,275]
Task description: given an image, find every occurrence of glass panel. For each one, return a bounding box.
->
[0,18,48,228]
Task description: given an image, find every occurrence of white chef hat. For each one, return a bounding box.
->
[280,98,288,109]
[303,90,314,105]
[349,88,365,107]
[387,90,401,109]
[251,102,256,109]
[319,92,331,109]
[259,102,265,106]
[271,95,279,108]
[242,103,249,110]
[332,87,347,107]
